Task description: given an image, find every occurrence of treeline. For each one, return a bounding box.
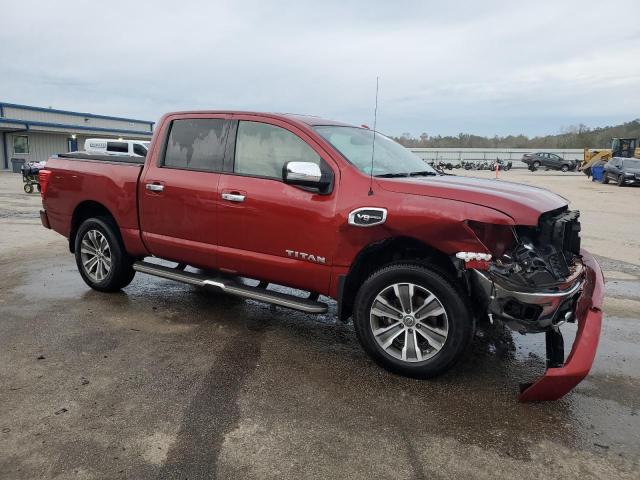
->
[393,119,640,149]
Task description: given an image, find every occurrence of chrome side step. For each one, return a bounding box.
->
[133,261,328,314]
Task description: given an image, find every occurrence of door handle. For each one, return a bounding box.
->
[221,192,246,203]
[146,183,164,192]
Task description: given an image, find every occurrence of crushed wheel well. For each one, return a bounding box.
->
[338,237,459,322]
[69,201,116,253]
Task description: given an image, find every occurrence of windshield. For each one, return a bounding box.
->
[314,126,436,177]
[623,159,640,169]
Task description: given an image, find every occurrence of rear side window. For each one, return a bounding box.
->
[234,121,320,178]
[133,143,147,156]
[107,142,129,153]
[163,119,227,171]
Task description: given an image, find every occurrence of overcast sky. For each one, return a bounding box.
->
[1,0,639,137]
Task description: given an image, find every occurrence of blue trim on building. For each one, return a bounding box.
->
[0,101,154,126]
[0,118,153,136]
[1,132,8,169]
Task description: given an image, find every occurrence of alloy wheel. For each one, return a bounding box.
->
[369,283,449,363]
[80,229,112,282]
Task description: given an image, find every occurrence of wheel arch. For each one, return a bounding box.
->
[337,236,458,322]
[69,201,118,253]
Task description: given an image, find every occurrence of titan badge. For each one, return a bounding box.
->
[286,250,326,264]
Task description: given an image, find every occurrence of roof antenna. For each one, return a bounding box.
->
[368,76,379,196]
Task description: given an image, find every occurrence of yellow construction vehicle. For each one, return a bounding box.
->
[581,137,640,175]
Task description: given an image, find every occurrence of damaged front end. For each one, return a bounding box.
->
[460,208,604,401]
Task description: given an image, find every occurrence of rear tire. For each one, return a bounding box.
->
[74,217,135,292]
[24,184,33,194]
[617,175,625,187]
[602,174,609,184]
[352,263,474,378]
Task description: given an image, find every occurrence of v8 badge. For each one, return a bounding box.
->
[348,207,388,227]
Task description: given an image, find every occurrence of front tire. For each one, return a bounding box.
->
[561,164,569,172]
[602,174,609,184]
[533,161,541,169]
[353,264,474,378]
[617,175,625,187]
[74,217,135,292]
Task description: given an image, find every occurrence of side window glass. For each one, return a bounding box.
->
[107,142,129,153]
[234,121,321,178]
[133,143,147,156]
[163,119,227,171]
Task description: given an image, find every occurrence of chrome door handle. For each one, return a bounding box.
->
[221,193,246,202]
[146,183,164,192]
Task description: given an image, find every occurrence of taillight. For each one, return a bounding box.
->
[39,169,52,199]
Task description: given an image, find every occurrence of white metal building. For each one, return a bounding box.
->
[409,147,584,166]
[0,102,154,170]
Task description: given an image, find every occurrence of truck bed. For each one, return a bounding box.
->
[42,154,147,257]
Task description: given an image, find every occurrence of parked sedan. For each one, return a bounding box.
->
[603,157,640,186]
[521,152,576,172]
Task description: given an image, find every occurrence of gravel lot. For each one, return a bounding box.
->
[0,169,638,479]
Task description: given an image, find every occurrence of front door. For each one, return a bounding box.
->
[67,138,78,152]
[138,115,230,269]
[216,117,339,294]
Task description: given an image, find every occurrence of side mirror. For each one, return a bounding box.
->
[283,161,332,193]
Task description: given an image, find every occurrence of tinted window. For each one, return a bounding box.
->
[133,143,147,156]
[164,119,227,171]
[107,142,129,153]
[234,121,320,178]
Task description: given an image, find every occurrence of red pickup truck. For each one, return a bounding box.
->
[38,111,604,401]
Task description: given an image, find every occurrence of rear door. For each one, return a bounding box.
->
[605,159,618,180]
[216,116,339,293]
[539,153,549,167]
[139,114,230,269]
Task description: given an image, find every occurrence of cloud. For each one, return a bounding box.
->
[1,0,639,136]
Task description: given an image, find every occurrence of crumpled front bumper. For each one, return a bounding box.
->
[518,249,604,402]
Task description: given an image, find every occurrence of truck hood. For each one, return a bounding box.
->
[377,175,568,225]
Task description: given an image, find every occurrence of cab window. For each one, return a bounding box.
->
[234,121,321,179]
[163,119,227,171]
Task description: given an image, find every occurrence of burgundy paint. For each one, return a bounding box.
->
[518,250,604,402]
[39,110,603,401]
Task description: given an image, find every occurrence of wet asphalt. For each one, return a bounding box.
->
[0,171,639,479]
